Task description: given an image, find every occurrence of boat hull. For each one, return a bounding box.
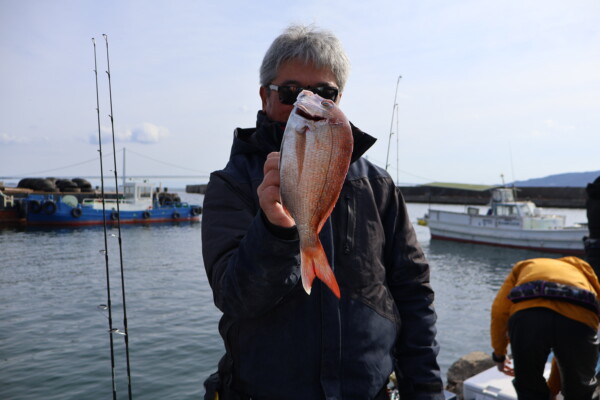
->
[427,209,587,255]
[24,194,201,227]
[0,209,26,225]
[26,207,200,226]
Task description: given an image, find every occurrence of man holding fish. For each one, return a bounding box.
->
[202,24,445,400]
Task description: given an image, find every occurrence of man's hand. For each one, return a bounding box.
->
[492,353,514,376]
[257,152,295,228]
[496,358,514,376]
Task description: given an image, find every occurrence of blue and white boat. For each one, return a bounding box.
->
[25,179,201,226]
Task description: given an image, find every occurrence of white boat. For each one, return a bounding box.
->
[424,188,588,255]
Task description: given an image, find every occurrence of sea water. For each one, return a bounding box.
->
[0,193,587,399]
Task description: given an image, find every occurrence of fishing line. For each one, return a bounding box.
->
[103,33,133,400]
[92,36,118,400]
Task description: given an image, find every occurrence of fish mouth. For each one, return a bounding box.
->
[296,107,325,122]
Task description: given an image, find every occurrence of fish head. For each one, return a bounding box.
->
[293,90,345,125]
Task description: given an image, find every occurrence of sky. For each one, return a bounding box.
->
[1,0,599,187]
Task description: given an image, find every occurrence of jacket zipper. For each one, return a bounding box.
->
[343,193,354,254]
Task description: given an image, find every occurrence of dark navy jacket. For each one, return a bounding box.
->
[202,112,444,400]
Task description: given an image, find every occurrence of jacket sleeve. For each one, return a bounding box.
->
[385,187,445,400]
[490,268,517,356]
[201,171,301,318]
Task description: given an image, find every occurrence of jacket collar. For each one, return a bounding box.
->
[231,111,376,163]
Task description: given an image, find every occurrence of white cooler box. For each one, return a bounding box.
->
[463,362,552,400]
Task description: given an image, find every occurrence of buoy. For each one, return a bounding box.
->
[42,201,57,215]
[29,200,42,214]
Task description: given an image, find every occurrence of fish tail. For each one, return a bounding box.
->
[300,243,341,299]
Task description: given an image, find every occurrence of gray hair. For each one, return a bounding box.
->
[259,24,350,92]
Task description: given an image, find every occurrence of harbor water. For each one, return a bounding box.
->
[0,192,587,399]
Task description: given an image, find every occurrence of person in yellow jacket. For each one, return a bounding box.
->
[490,256,600,400]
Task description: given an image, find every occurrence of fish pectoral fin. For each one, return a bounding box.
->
[300,244,341,299]
[295,124,309,135]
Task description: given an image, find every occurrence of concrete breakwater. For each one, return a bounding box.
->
[186,184,587,208]
[186,184,207,195]
[397,186,586,208]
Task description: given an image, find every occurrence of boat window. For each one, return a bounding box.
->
[124,185,135,199]
[495,205,518,216]
[519,203,535,217]
[139,186,152,198]
[492,189,516,203]
[467,207,479,215]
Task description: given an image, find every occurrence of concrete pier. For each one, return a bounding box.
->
[397,186,586,208]
[186,184,207,194]
[187,184,587,208]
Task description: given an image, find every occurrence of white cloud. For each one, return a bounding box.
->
[89,123,170,145]
[0,133,30,145]
[543,119,575,131]
[531,130,545,138]
[131,123,170,144]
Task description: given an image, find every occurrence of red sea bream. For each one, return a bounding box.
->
[279,90,353,299]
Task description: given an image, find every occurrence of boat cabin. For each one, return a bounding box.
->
[488,188,537,218]
[81,179,155,211]
[123,180,154,201]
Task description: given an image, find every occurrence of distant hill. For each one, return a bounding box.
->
[511,170,600,187]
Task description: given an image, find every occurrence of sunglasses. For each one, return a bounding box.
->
[268,84,339,105]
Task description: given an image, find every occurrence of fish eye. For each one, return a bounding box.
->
[321,100,333,108]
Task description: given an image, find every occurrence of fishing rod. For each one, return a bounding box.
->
[385,75,402,182]
[92,36,118,400]
[103,33,133,400]
[394,100,400,186]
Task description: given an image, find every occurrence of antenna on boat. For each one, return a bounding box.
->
[122,147,126,188]
[103,33,133,400]
[508,142,519,201]
[93,36,118,400]
[385,75,402,185]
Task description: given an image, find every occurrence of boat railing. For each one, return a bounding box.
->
[522,214,566,230]
[81,197,129,206]
[0,191,15,208]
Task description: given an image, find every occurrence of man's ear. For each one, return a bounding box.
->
[259,86,268,111]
